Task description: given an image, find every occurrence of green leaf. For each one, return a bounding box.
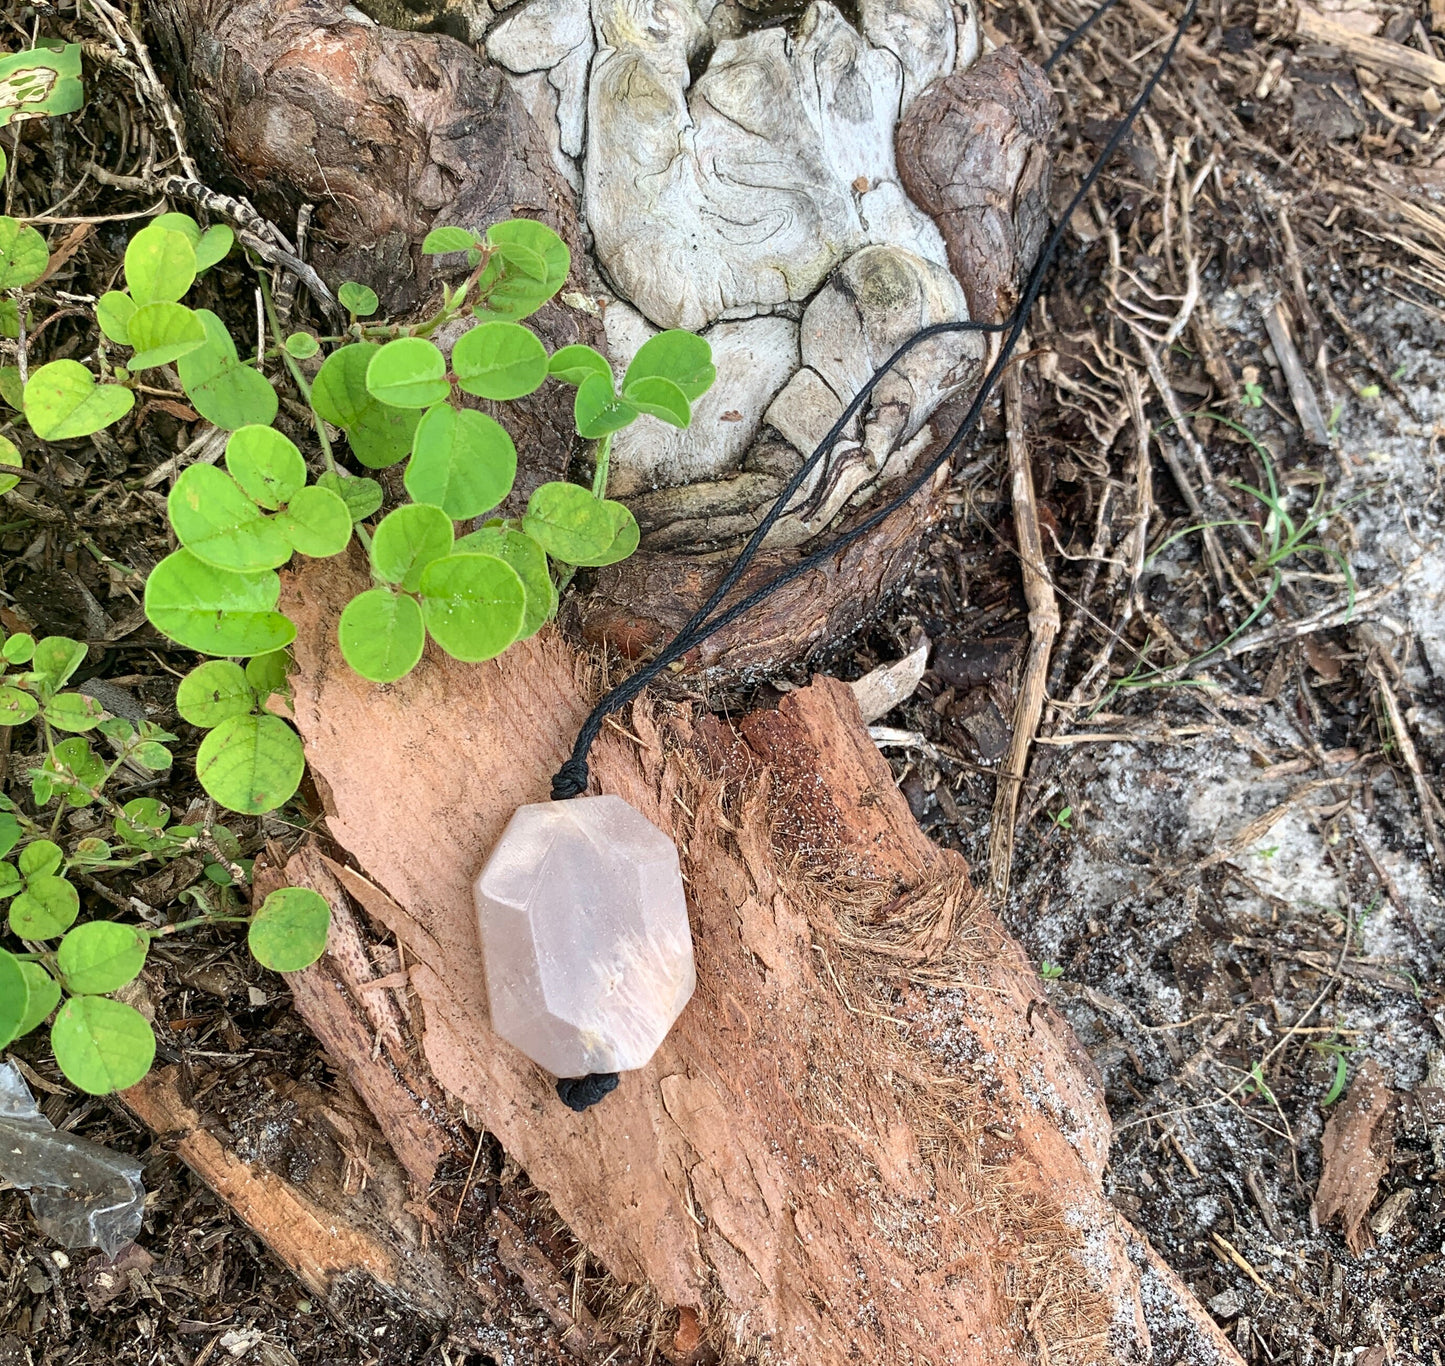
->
[126,301,207,370]
[316,471,384,523]
[365,337,449,409]
[176,659,255,727]
[40,736,105,805]
[338,589,426,684]
[311,343,421,469]
[19,840,62,878]
[623,374,691,428]
[9,874,79,938]
[0,217,49,288]
[144,550,296,657]
[96,291,137,346]
[151,212,201,245]
[0,814,19,859]
[454,526,556,639]
[475,219,569,322]
[0,366,22,409]
[370,503,454,592]
[623,329,715,402]
[0,948,27,1048]
[42,691,105,732]
[114,797,170,850]
[422,226,477,255]
[225,425,306,510]
[32,636,86,689]
[522,482,639,566]
[0,299,17,339]
[195,224,234,271]
[547,344,613,388]
[0,43,85,127]
[14,960,58,1038]
[573,372,639,439]
[130,741,172,773]
[196,713,305,815]
[245,650,291,701]
[57,920,149,995]
[452,321,548,401]
[277,485,352,558]
[0,863,19,898]
[404,404,516,520]
[249,886,331,972]
[168,464,294,572]
[0,686,37,725]
[1,633,32,664]
[73,837,113,864]
[284,330,319,359]
[124,224,197,306]
[418,553,525,663]
[23,359,135,440]
[1322,1053,1348,1106]
[178,310,279,430]
[0,432,19,495]
[51,996,156,1095]
[339,281,379,317]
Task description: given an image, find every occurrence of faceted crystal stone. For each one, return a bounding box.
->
[474,795,695,1077]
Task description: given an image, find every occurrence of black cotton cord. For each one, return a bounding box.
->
[551,0,1199,811]
[550,0,1198,1110]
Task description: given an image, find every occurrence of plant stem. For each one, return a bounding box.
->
[152,913,251,938]
[592,434,612,499]
[255,265,337,476]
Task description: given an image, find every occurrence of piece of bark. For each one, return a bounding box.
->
[277,553,1243,1364]
[896,47,1058,325]
[1262,299,1331,446]
[1313,1058,1395,1255]
[1295,7,1445,86]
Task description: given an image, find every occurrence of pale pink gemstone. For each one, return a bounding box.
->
[474,795,695,1077]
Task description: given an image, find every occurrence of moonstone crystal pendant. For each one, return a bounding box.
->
[474,795,696,1082]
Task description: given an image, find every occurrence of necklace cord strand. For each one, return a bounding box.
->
[550,0,1200,804]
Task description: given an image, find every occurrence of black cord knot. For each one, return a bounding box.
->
[556,1072,619,1111]
[551,757,590,801]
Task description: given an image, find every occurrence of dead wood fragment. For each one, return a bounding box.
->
[1365,655,1445,871]
[1296,7,1445,86]
[1313,1059,1395,1254]
[1261,298,1332,446]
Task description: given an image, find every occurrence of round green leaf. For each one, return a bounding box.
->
[0,217,49,289]
[152,212,201,245]
[2,632,33,664]
[0,948,28,1048]
[422,226,477,255]
[245,650,291,700]
[452,321,548,401]
[9,874,79,939]
[623,374,691,428]
[195,223,235,271]
[365,338,449,409]
[284,330,319,359]
[225,425,306,509]
[623,329,716,401]
[0,815,19,858]
[491,240,546,281]
[338,281,379,317]
[0,432,19,495]
[475,219,570,322]
[0,366,20,410]
[45,737,106,805]
[15,960,59,1038]
[0,686,37,726]
[43,692,105,732]
[32,636,86,689]
[176,659,255,727]
[370,503,454,592]
[404,404,517,519]
[114,798,170,849]
[547,344,613,388]
[57,920,149,995]
[573,372,639,439]
[23,360,135,440]
[418,553,525,663]
[144,550,296,657]
[316,471,384,523]
[169,464,293,572]
[96,291,137,346]
[178,310,279,431]
[196,713,305,814]
[126,301,207,370]
[277,485,352,558]
[338,589,426,684]
[249,886,332,972]
[522,481,638,566]
[19,840,62,878]
[311,343,421,469]
[124,224,198,306]
[51,996,156,1095]
[0,862,20,898]
[454,526,556,639]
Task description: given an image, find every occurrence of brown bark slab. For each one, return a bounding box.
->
[259,553,1242,1365]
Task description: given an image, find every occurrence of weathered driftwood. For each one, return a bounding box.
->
[144,553,1243,1366]
[148,0,1055,672]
